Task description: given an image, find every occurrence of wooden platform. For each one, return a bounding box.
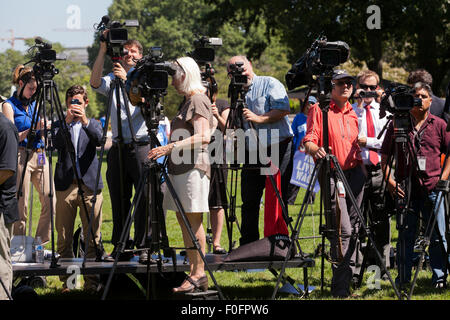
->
[12,253,315,277]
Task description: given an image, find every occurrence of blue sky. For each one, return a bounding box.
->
[0,0,113,53]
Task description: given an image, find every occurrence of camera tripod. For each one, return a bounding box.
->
[376,115,450,299]
[223,80,300,255]
[101,92,224,300]
[17,69,103,268]
[82,76,139,268]
[271,75,402,299]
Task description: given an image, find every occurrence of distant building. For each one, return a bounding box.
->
[63,47,89,65]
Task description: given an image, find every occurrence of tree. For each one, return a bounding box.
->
[87,0,292,118]
[206,0,449,95]
[0,40,101,118]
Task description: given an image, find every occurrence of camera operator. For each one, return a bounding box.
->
[0,111,18,300]
[227,55,293,246]
[352,70,392,273]
[90,34,150,262]
[2,65,53,244]
[381,82,450,289]
[148,57,214,294]
[303,70,365,298]
[407,69,446,121]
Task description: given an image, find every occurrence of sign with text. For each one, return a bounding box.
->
[290,150,320,193]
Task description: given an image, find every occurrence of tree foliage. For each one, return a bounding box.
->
[0,41,101,118]
[206,0,449,96]
[86,0,293,118]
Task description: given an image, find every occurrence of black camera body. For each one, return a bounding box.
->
[380,84,422,117]
[188,35,222,64]
[285,36,350,90]
[28,37,66,80]
[359,90,378,99]
[127,47,176,106]
[379,84,422,132]
[228,62,248,87]
[96,16,139,60]
[188,35,222,96]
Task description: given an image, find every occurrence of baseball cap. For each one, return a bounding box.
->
[308,96,317,104]
[332,69,354,81]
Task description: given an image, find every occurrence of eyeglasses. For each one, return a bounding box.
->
[174,60,185,74]
[334,80,353,87]
[359,84,377,90]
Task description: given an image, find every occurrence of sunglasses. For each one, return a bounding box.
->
[334,80,353,87]
[359,84,377,90]
[71,99,82,105]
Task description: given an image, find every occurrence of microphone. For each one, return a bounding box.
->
[35,37,52,49]
[101,15,110,25]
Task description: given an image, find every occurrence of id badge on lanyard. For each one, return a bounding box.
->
[37,149,45,166]
[417,156,426,171]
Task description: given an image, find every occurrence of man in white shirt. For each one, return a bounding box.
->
[352,70,392,277]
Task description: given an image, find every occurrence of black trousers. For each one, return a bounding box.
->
[239,138,293,246]
[106,143,151,248]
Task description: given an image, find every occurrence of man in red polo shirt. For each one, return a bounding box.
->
[304,70,365,298]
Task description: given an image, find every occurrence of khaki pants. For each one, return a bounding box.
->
[0,214,13,300]
[56,183,103,289]
[14,148,54,243]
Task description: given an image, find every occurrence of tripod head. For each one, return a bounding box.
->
[25,37,67,82]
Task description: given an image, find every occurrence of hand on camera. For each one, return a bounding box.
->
[113,62,127,81]
[387,179,405,198]
[65,108,75,124]
[358,136,367,147]
[313,146,329,159]
[71,105,89,126]
[242,108,263,124]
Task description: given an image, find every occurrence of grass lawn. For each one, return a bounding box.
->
[22,154,450,300]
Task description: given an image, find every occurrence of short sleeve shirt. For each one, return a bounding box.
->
[6,93,44,149]
[381,113,450,192]
[0,113,19,224]
[244,75,293,145]
[168,93,214,178]
[92,72,149,143]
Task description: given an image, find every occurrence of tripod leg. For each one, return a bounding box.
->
[101,174,146,300]
[332,157,401,299]
[271,159,323,299]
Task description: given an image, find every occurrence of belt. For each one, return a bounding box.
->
[112,140,149,148]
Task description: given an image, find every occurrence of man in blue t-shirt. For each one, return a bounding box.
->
[227,55,294,245]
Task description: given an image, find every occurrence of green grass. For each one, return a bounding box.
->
[23,154,450,300]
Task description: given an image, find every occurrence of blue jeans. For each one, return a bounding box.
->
[396,190,448,285]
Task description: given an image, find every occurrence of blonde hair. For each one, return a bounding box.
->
[13,64,34,85]
[356,70,379,85]
[174,57,206,96]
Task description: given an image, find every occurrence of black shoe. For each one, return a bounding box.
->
[103,247,134,262]
[138,251,156,264]
[213,246,227,255]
